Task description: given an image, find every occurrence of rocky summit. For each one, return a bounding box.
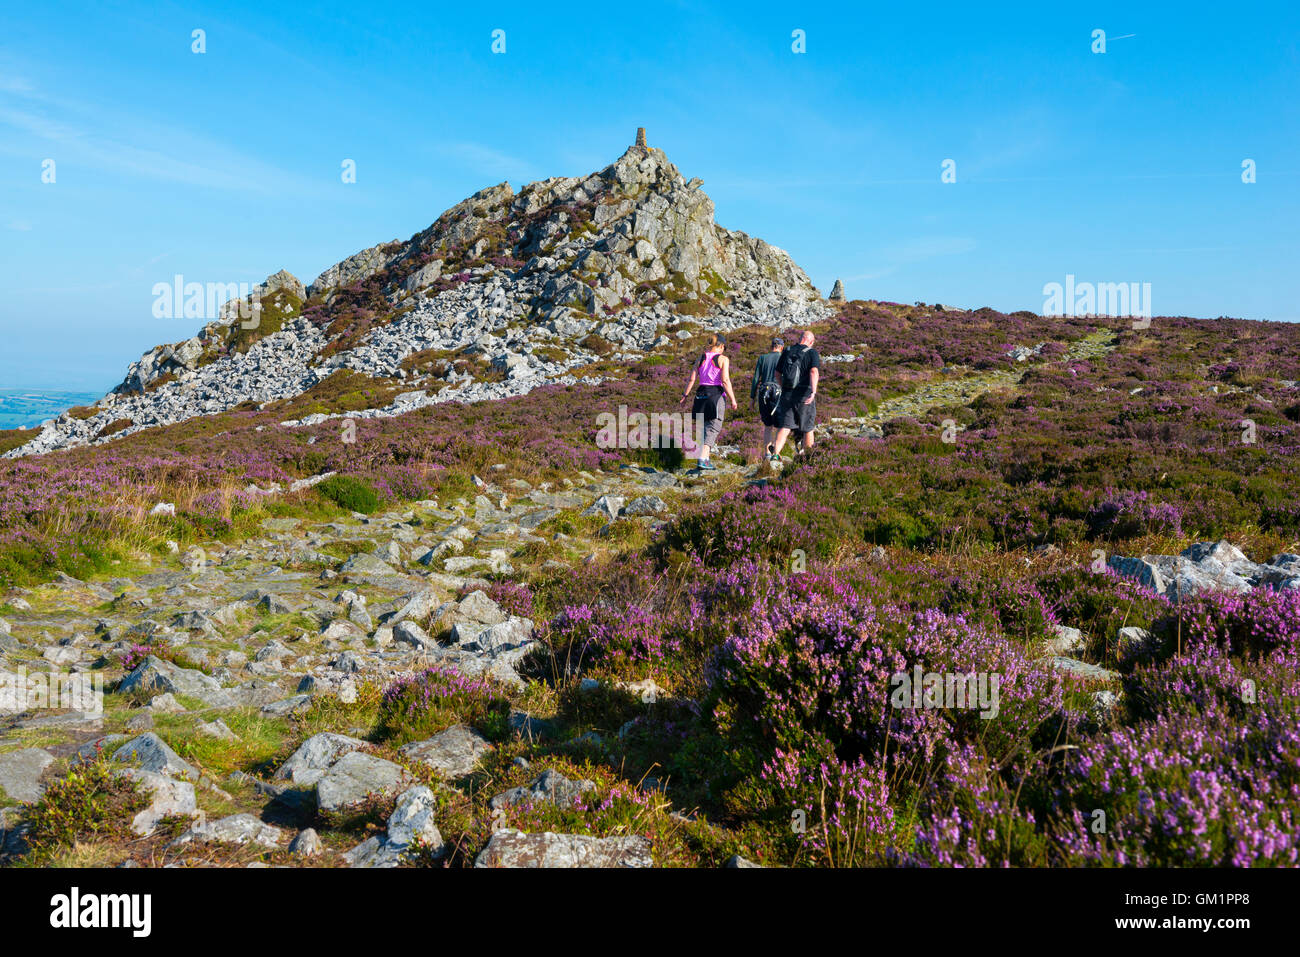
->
[7,132,827,459]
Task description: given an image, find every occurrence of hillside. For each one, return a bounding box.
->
[2,130,1299,867]
[6,132,825,459]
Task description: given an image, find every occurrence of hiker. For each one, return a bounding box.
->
[751,335,785,453]
[769,330,822,462]
[679,333,738,470]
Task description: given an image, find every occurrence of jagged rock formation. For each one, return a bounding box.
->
[829,279,846,302]
[8,132,828,458]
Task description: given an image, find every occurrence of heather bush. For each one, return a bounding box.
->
[315,474,380,515]
[377,666,511,744]
[701,570,1070,864]
[24,755,149,863]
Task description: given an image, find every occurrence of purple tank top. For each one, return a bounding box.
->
[698,352,723,387]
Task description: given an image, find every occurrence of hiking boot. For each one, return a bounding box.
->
[697,460,716,471]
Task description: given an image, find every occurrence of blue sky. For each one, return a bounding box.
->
[1,0,1297,392]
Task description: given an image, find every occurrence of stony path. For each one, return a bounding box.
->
[825,330,1118,439]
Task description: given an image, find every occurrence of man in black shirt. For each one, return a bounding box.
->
[769,330,822,462]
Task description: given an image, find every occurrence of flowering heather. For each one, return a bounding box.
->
[377,665,510,744]
[468,580,535,619]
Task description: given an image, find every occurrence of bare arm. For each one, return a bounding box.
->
[804,366,820,404]
[680,369,698,405]
[720,357,738,408]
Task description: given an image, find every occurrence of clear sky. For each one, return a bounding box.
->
[2,0,1297,392]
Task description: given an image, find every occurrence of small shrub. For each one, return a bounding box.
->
[377,666,511,745]
[24,756,149,862]
[316,475,380,514]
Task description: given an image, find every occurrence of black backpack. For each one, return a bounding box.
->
[757,380,782,417]
[778,345,806,392]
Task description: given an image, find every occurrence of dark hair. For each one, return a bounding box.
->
[771,336,784,349]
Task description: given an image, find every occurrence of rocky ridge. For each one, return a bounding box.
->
[9,133,829,459]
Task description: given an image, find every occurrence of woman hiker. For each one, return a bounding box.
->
[679,333,738,470]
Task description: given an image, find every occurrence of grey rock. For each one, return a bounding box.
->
[622,495,667,516]
[0,748,55,803]
[400,724,494,778]
[1116,625,1160,663]
[274,732,368,786]
[197,719,239,742]
[1044,623,1085,656]
[171,812,284,849]
[386,785,445,851]
[340,553,398,577]
[393,619,437,651]
[1045,657,1119,682]
[116,768,198,836]
[260,695,312,717]
[1091,690,1122,716]
[474,829,653,868]
[489,768,596,811]
[316,751,409,813]
[118,655,232,708]
[456,589,507,625]
[112,733,197,780]
[583,495,624,522]
[341,835,411,868]
[289,827,322,857]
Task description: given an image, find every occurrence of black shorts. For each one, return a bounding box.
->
[755,384,783,427]
[779,395,816,433]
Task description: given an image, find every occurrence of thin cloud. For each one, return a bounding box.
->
[0,80,320,195]
[435,142,543,183]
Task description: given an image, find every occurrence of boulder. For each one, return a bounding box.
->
[400,724,494,778]
[474,829,653,868]
[118,655,232,708]
[489,769,595,811]
[274,732,368,787]
[316,751,409,813]
[111,733,197,780]
[170,813,284,849]
[116,769,198,837]
[289,828,322,857]
[0,748,55,803]
[385,785,445,851]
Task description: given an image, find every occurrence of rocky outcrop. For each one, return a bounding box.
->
[1107,540,1300,602]
[8,133,829,459]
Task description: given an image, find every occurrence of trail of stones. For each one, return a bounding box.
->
[825,330,1119,439]
[0,457,757,867]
